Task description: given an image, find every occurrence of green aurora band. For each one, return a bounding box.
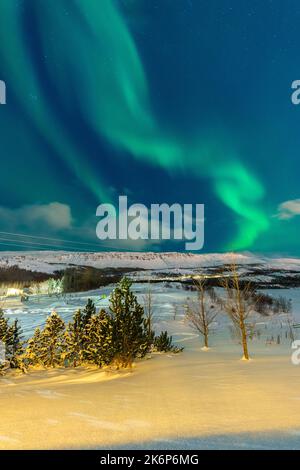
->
[0,0,269,250]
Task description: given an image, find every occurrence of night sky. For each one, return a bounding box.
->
[0,0,300,254]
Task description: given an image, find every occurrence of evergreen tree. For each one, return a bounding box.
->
[6,319,24,369]
[0,308,9,343]
[110,277,148,368]
[0,313,25,371]
[154,331,183,353]
[82,299,96,325]
[154,331,173,351]
[0,309,9,371]
[85,310,115,367]
[25,328,44,367]
[39,311,65,367]
[65,309,86,367]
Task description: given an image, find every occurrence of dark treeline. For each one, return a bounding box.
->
[254,293,292,316]
[0,265,141,290]
[62,266,139,292]
[0,265,60,284]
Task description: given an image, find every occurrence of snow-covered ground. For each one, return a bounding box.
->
[1,282,300,449]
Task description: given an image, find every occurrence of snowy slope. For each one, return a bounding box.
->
[1,250,300,274]
[2,281,300,449]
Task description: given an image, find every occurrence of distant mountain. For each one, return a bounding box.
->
[0,250,300,275]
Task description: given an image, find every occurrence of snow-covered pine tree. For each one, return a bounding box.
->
[65,309,86,367]
[6,319,24,369]
[85,309,115,367]
[0,308,9,343]
[25,328,45,367]
[110,277,148,368]
[0,309,9,371]
[154,331,183,353]
[39,311,65,367]
[82,298,96,325]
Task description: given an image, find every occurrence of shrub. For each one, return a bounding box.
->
[154,331,183,353]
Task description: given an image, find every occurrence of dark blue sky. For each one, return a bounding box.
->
[0,0,300,254]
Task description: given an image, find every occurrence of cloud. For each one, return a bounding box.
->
[275,199,300,220]
[0,202,73,231]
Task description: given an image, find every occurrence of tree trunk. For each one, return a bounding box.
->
[241,325,249,360]
[49,344,53,367]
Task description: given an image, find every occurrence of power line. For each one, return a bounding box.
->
[0,230,102,248]
[0,239,95,251]
[0,238,97,253]
[0,240,57,250]
[0,231,152,253]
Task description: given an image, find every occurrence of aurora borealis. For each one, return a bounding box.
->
[0,0,300,254]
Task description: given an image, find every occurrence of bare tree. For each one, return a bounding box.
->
[286,314,295,343]
[221,264,258,360]
[185,278,218,349]
[143,283,154,340]
[32,282,41,303]
[172,304,179,321]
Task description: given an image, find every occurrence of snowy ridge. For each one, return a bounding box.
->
[0,250,300,274]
